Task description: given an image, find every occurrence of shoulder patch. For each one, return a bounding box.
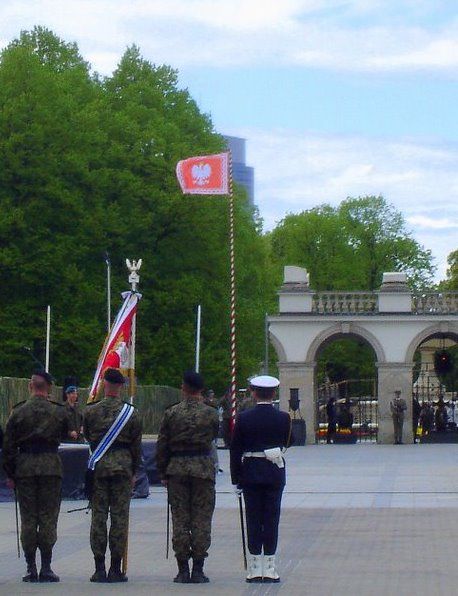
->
[12,400,26,409]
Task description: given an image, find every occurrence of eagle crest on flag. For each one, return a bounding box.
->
[191,163,212,186]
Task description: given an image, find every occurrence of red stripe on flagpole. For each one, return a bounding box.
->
[228,153,237,432]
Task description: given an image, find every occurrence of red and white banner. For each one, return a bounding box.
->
[88,292,140,403]
[176,152,230,195]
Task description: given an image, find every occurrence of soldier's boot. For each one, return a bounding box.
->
[190,559,210,583]
[22,552,38,583]
[173,559,190,583]
[107,558,128,583]
[246,554,263,583]
[39,550,60,583]
[263,555,280,583]
[90,557,107,583]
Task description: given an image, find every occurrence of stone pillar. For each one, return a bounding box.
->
[377,363,414,444]
[278,362,316,444]
[377,272,412,313]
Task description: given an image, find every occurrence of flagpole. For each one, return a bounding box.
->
[195,304,202,373]
[122,258,142,576]
[228,153,237,430]
[45,305,51,372]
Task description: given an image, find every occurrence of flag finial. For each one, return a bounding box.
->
[126,258,142,291]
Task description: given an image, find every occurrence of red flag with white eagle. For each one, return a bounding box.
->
[176,152,230,195]
[87,291,140,403]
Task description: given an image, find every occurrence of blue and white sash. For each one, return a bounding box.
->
[88,403,134,471]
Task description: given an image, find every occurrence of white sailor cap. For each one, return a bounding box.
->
[249,375,280,388]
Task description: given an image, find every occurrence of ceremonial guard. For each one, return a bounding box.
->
[230,375,291,583]
[390,389,407,444]
[83,368,142,583]
[156,371,219,584]
[2,370,75,583]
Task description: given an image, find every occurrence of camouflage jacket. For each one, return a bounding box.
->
[2,394,75,479]
[64,402,84,443]
[83,397,142,479]
[156,398,219,481]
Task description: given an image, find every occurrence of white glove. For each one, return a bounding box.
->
[233,485,243,496]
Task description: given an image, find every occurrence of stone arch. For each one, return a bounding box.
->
[268,329,287,363]
[405,323,458,363]
[305,322,387,364]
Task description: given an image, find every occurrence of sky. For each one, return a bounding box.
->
[1,0,457,281]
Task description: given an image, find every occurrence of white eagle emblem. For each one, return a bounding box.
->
[192,163,211,186]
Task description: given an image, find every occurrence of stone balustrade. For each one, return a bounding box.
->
[412,292,458,315]
[312,292,377,314]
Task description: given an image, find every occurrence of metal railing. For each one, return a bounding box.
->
[316,379,378,443]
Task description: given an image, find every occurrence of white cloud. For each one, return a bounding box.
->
[229,127,458,279]
[407,215,458,230]
[1,0,458,74]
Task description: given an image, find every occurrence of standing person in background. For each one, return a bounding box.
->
[156,371,219,584]
[219,389,232,448]
[326,397,337,444]
[230,375,292,584]
[62,384,83,443]
[83,368,142,583]
[390,390,407,444]
[2,370,75,583]
[412,395,421,443]
[238,388,256,413]
[203,389,223,474]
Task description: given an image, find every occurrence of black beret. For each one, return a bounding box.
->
[32,369,54,384]
[104,368,125,385]
[183,370,204,391]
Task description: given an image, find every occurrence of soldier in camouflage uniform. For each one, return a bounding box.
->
[83,368,142,583]
[2,370,76,583]
[63,384,84,443]
[156,371,219,584]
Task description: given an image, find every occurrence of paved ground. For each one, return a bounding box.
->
[2,444,458,595]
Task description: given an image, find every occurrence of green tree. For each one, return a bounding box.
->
[0,27,107,379]
[0,30,273,394]
[439,250,458,290]
[268,196,435,387]
[269,195,435,291]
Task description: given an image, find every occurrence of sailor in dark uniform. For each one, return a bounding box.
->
[230,375,291,583]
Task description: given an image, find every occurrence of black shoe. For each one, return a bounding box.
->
[107,558,127,583]
[173,559,190,583]
[39,551,59,583]
[23,553,38,583]
[90,557,107,583]
[191,559,209,583]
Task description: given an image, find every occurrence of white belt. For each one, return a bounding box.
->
[243,447,285,468]
[243,451,266,458]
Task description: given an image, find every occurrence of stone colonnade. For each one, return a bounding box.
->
[269,267,458,445]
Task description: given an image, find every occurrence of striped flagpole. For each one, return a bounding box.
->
[228,153,237,431]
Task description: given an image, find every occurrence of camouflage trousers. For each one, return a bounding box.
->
[15,475,62,555]
[90,475,131,559]
[168,475,215,560]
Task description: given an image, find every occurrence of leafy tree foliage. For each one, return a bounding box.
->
[268,196,435,387]
[439,250,458,290]
[0,28,272,393]
[269,196,435,291]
